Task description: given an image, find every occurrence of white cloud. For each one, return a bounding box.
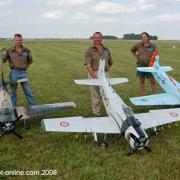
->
[148,13,180,23]
[71,12,91,20]
[0,0,13,6]
[130,13,180,25]
[137,0,155,11]
[0,0,13,17]
[94,2,135,14]
[94,1,155,14]
[42,11,63,19]
[46,0,89,6]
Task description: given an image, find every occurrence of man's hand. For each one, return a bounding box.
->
[86,64,97,79]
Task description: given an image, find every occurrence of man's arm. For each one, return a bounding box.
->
[107,49,113,67]
[84,49,97,79]
[1,49,9,63]
[27,49,33,65]
[130,44,138,60]
[86,64,97,79]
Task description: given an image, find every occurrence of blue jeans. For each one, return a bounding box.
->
[9,69,36,106]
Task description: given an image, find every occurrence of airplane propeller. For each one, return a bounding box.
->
[127,129,159,156]
[0,115,23,139]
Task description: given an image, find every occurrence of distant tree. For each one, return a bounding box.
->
[123,33,158,40]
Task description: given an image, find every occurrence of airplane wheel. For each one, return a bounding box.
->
[99,141,108,148]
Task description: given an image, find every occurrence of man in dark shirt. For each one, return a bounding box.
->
[131,32,157,96]
[2,34,36,106]
[84,32,113,116]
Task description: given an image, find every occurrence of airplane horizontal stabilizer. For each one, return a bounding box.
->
[108,78,128,85]
[130,93,180,105]
[137,66,173,73]
[135,108,180,129]
[16,102,76,119]
[74,79,101,86]
[4,78,28,85]
[41,116,120,133]
[160,66,173,72]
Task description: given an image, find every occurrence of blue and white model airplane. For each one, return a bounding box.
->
[41,59,180,155]
[130,54,180,106]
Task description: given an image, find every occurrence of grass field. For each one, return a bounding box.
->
[0,40,180,180]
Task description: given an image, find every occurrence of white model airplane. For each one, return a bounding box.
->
[130,53,180,105]
[41,59,180,155]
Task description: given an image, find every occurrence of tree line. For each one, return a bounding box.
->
[123,33,158,40]
[90,33,158,40]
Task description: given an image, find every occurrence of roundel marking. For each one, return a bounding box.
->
[60,122,69,127]
[170,112,178,117]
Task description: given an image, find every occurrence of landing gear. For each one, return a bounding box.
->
[23,119,30,130]
[98,133,108,148]
[99,141,108,148]
[0,115,23,139]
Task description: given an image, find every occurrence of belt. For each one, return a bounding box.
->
[11,68,26,71]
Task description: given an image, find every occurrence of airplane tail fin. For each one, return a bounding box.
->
[137,53,173,73]
[75,59,128,86]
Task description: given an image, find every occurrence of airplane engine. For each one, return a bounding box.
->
[121,117,149,149]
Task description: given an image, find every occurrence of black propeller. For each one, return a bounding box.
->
[0,115,23,139]
[127,130,159,156]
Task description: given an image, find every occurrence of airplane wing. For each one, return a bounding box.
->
[108,78,128,85]
[135,108,180,129]
[41,116,120,133]
[137,66,173,73]
[75,79,101,86]
[74,78,128,86]
[130,93,179,105]
[16,102,76,119]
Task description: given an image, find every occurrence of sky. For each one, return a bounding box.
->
[0,0,180,39]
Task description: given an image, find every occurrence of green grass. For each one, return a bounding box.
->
[0,40,180,180]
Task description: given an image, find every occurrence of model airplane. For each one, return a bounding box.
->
[0,59,75,138]
[41,59,180,155]
[130,52,180,105]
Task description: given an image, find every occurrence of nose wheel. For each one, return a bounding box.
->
[99,141,108,148]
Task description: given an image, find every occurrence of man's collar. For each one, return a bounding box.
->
[12,45,24,50]
[141,42,151,47]
[92,43,105,49]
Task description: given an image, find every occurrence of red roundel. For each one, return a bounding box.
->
[170,112,178,117]
[60,122,69,127]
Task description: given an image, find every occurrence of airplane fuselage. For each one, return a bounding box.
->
[153,64,180,101]
[0,88,15,123]
[98,68,148,149]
